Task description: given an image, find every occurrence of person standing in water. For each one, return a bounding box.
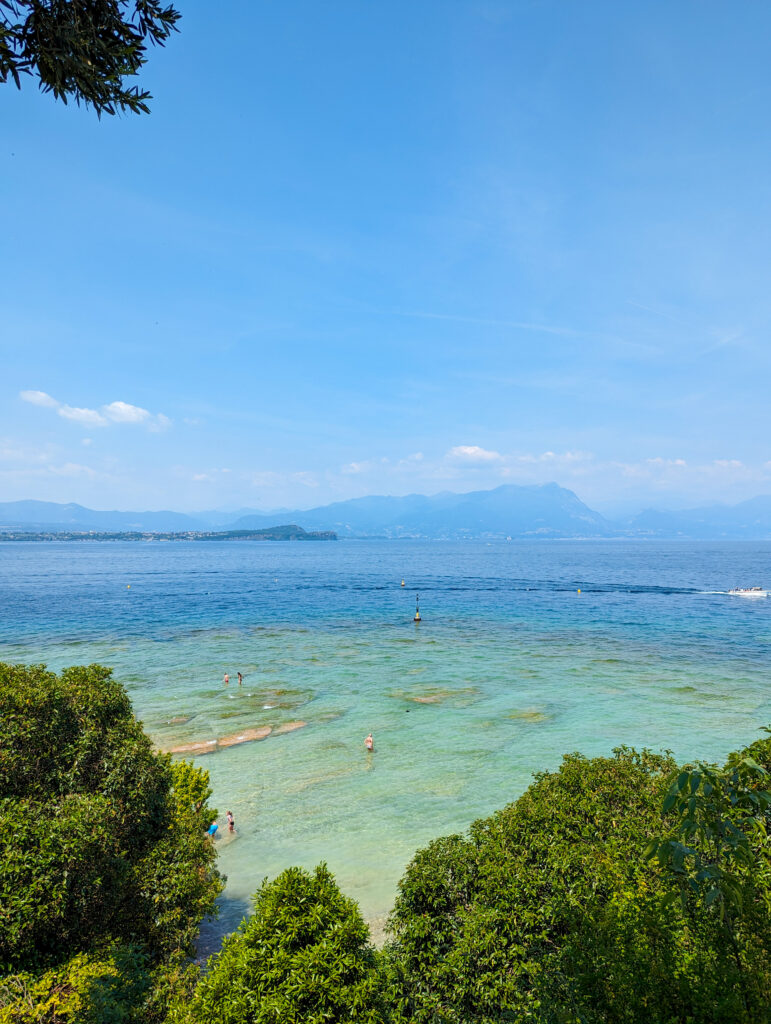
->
[237,672,243,686]
[224,673,229,687]
[364,733,374,751]
[226,810,235,832]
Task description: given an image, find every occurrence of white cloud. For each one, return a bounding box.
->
[81,438,93,446]
[148,412,172,432]
[0,439,53,464]
[58,405,108,427]
[102,401,151,424]
[514,450,593,465]
[248,471,282,487]
[20,390,59,408]
[191,467,233,482]
[292,471,319,487]
[20,390,170,431]
[447,445,502,463]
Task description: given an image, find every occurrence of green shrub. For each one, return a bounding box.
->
[384,744,771,1023]
[169,758,217,822]
[646,740,771,1022]
[0,947,149,1024]
[0,662,223,1018]
[175,864,387,1024]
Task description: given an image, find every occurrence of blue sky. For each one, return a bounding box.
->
[3,0,771,513]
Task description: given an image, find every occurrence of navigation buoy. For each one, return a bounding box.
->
[127,585,131,589]
[401,579,405,587]
[577,588,581,594]
[414,593,421,622]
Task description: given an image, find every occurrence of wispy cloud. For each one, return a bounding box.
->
[20,391,171,431]
[447,444,502,463]
[626,301,695,329]
[158,446,771,512]
[0,438,54,464]
[342,460,375,475]
[19,390,59,408]
[190,467,233,483]
[48,462,98,478]
[698,330,744,358]
[103,401,151,424]
[392,310,579,336]
[58,405,109,427]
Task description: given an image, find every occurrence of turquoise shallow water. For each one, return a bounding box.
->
[2,540,770,942]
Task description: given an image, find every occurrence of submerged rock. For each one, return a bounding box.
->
[391,686,480,706]
[218,725,273,747]
[272,720,307,735]
[507,709,550,723]
[169,739,218,755]
[165,720,306,756]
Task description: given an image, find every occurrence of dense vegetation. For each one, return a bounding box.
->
[172,864,387,1024]
[384,742,771,1023]
[0,662,222,1022]
[1,660,769,1022]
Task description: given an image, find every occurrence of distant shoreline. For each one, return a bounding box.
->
[0,525,337,543]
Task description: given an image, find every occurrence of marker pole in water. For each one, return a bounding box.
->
[414,593,421,622]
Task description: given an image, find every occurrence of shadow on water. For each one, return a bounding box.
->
[195,893,252,965]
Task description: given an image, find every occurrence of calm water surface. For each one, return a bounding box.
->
[2,540,770,942]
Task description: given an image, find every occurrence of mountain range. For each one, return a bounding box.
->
[3,485,771,539]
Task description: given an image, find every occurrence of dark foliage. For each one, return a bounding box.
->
[0,0,179,115]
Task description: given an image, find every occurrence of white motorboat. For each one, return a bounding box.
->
[728,586,768,597]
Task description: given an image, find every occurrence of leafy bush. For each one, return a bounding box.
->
[169,758,217,822]
[0,947,148,1024]
[175,864,387,1024]
[646,738,771,1022]
[384,744,771,1024]
[0,662,223,1019]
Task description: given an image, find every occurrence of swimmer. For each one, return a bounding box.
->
[224,673,229,687]
[237,672,243,686]
[226,810,235,833]
[364,732,374,752]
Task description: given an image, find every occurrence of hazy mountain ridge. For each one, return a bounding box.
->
[229,484,614,538]
[0,500,204,533]
[625,495,771,539]
[4,488,771,539]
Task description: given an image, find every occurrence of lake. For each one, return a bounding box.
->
[2,539,770,943]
